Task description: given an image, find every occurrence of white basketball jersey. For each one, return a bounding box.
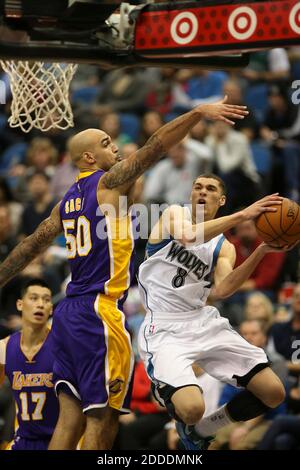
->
[138,233,225,316]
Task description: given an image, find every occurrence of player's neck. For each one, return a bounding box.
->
[78,164,99,173]
[21,324,49,349]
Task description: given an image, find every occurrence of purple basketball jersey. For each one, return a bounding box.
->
[5,331,59,441]
[60,170,136,299]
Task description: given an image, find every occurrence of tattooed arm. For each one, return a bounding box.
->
[0,203,62,287]
[100,96,248,193]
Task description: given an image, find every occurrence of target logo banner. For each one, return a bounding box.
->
[228,7,257,40]
[135,1,300,53]
[170,12,198,45]
[289,2,300,34]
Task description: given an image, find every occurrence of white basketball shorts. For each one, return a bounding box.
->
[138,306,268,391]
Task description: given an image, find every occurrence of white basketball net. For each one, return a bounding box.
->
[0,61,78,133]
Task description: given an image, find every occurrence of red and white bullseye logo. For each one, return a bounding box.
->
[228,6,257,40]
[170,12,198,45]
[289,3,300,35]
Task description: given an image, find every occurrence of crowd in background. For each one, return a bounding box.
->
[0,47,300,449]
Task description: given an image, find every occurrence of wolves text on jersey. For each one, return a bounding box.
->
[165,241,209,281]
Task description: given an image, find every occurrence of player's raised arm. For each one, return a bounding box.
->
[101,96,248,192]
[0,203,62,288]
[162,194,284,246]
[212,240,298,300]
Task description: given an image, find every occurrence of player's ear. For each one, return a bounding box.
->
[219,195,226,206]
[83,151,96,164]
[16,299,23,312]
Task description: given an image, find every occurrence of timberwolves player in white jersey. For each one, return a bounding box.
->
[138,174,292,449]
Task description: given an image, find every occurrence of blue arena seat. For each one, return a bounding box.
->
[71,85,101,104]
[0,142,28,172]
[245,84,269,123]
[119,113,140,141]
[250,140,272,175]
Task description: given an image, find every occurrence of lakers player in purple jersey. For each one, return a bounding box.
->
[0,279,59,450]
[0,97,249,450]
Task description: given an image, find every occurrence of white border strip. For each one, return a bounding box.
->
[55,379,81,400]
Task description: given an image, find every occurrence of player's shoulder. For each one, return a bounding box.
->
[2,331,21,347]
[0,335,10,347]
[0,335,11,365]
[219,237,236,259]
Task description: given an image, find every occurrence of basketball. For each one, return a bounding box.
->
[255,198,300,247]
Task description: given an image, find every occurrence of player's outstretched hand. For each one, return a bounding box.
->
[242,193,283,220]
[261,240,300,253]
[197,95,249,125]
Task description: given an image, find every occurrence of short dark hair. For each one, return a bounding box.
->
[27,170,50,183]
[20,278,51,298]
[193,173,226,195]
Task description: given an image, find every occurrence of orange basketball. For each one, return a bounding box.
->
[255,198,300,248]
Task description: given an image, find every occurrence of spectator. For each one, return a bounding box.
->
[260,84,300,201]
[221,219,286,325]
[99,112,132,148]
[268,283,300,382]
[0,178,22,236]
[244,292,274,332]
[19,172,57,238]
[277,243,300,288]
[50,150,79,201]
[14,137,58,202]
[21,137,57,174]
[94,68,155,115]
[171,69,228,111]
[205,122,261,214]
[223,78,258,140]
[144,140,211,205]
[257,414,300,450]
[230,219,286,298]
[139,111,164,147]
[121,142,139,161]
[0,205,17,263]
[189,120,209,144]
[114,359,169,450]
[242,49,290,84]
[145,67,175,115]
[210,319,287,450]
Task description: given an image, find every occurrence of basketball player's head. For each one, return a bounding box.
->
[17,279,53,327]
[68,128,120,172]
[191,174,226,221]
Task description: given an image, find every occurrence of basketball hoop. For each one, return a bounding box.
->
[0,61,78,133]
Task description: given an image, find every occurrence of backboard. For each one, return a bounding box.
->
[1,1,300,70]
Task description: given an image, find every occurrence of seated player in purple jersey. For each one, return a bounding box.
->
[0,279,60,450]
[0,97,249,450]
